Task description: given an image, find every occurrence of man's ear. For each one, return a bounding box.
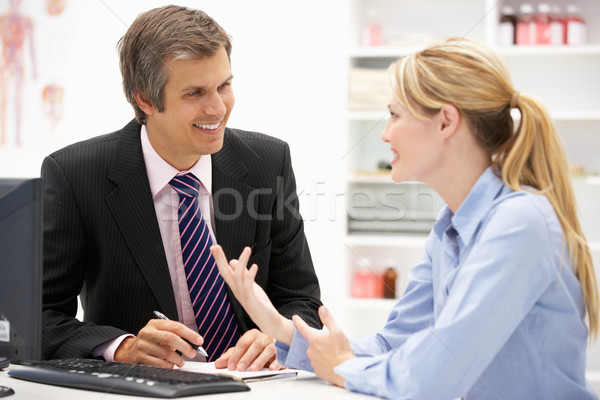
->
[438,104,461,139]
[133,91,156,116]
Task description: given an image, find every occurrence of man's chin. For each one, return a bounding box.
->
[200,137,225,156]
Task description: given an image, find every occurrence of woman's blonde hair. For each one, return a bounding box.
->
[388,37,598,340]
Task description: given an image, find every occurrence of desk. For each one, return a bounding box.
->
[0,365,377,400]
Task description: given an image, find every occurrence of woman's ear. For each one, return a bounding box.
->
[438,104,461,138]
[133,91,156,116]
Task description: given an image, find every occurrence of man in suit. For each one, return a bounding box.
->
[41,5,322,371]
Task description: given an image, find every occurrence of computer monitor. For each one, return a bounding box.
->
[0,178,42,362]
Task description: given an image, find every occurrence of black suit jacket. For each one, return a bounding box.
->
[41,119,322,359]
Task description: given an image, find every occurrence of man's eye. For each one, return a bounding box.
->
[187,91,199,97]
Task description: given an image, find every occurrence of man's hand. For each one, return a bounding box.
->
[114,319,204,369]
[211,245,293,345]
[214,329,281,371]
[293,306,354,387]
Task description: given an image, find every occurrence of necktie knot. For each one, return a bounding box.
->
[170,173,201,199]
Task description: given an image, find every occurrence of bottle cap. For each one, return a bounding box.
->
[537,3,551,14]
[501,5,515,15]
[356,257,372,270]
[366,8,378,20]
[551,5,562,15]
[520,3,534,14]
[565,4,581,15]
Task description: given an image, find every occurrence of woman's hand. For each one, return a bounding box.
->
[211,245,294,345]
[293,306,355,387]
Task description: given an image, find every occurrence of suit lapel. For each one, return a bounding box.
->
[212,132,257,330]
[105,120,177,318]
[212,132,255,258]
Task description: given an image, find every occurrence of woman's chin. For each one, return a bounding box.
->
[390,171,404,183]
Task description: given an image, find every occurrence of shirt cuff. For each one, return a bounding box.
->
[275,324,325,372]
[334,356,363,391]
[92,334,134,361]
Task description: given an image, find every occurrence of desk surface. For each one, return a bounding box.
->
[0,365,377,400]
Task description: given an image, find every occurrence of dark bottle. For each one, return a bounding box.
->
[383,267,397,299]
[498,6,516,46]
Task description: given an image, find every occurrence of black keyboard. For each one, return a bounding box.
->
[8,358,249,398]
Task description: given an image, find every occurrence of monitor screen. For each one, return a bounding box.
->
[0,178,42,362]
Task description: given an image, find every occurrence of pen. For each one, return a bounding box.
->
[153,310,209,357]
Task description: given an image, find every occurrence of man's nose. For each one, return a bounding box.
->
[202,92,226,116]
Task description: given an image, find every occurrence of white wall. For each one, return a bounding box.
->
[0,0,351,325]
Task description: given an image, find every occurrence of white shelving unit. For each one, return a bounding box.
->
[344,0,600,350]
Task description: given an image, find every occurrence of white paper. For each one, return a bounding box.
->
[177,361,298,382]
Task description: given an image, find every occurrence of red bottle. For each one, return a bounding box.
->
[351,258,378,298]
[549,5,564,45]
[563,4,587,45]
[516,3,536,45]
[535,3,552,45]
[362,8,382,47]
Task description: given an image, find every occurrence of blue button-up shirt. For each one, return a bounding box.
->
[277,167,597,399]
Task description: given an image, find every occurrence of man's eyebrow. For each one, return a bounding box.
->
[182,75,234,92]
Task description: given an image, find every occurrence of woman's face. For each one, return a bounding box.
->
[381,99,444,184]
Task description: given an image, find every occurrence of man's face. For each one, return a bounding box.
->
[142,47,234,170]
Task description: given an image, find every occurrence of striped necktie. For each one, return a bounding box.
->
[170,173,240,361]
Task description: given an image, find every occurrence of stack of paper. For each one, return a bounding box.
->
[348,68,391,110]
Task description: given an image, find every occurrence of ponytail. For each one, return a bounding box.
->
[499,93,599,341]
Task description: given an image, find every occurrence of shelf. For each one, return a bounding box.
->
[551,111,600,122]
[495,45,600,57]
[349,45,423,58]
[346,297,398,310]
[347,171,393,184]
[348,110,388,121]
[350,44,600,59]
[350,109,600,122]
[345,233,428,248]
[345,233,599,252]
[581,176,600,185]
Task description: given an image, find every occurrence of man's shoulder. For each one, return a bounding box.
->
[223,127,289,161]
[224,127,286,147]
[49,131,119,158]
[48,120,140,161]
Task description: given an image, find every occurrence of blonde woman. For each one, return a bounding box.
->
[211,37,599,399]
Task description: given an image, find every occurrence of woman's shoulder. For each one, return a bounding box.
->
[488,188,561,242]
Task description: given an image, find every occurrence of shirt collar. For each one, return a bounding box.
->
[432,166,506,245]
[140,125,213,198]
